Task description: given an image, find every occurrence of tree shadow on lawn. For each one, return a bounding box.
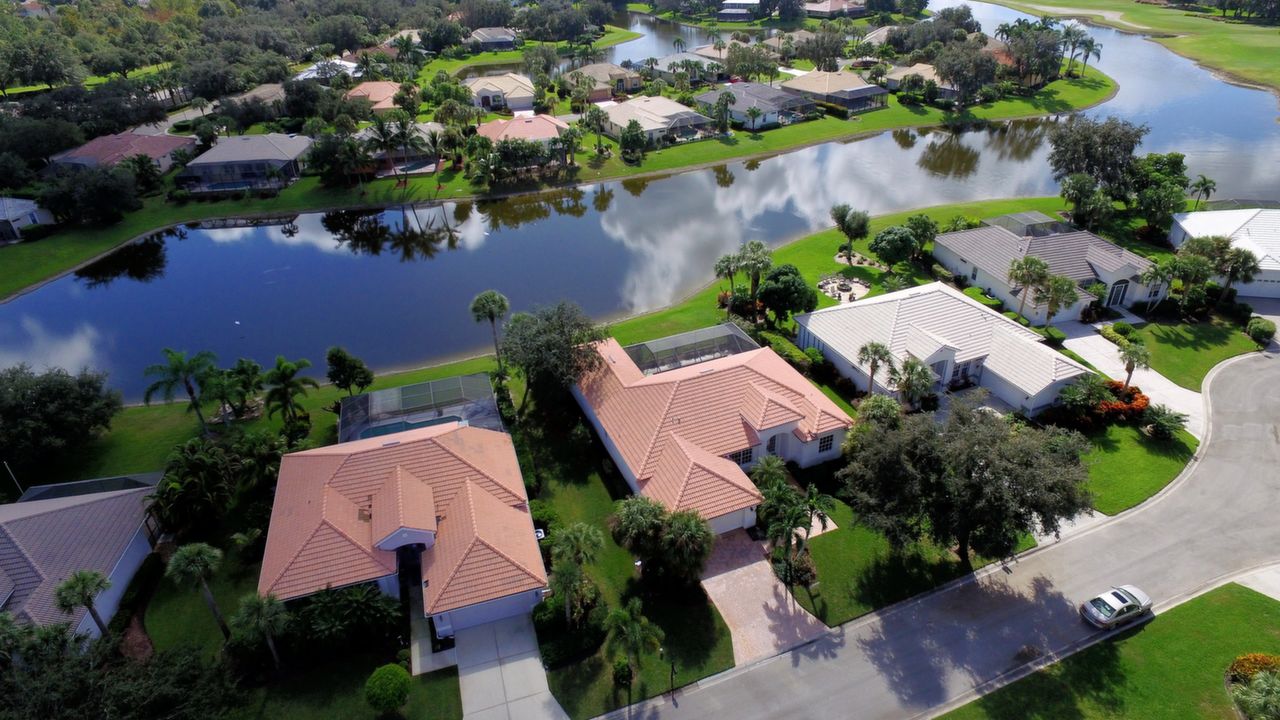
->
[856,573,1128,713]
[627,578,720,673]
[547,653,606,720]
[1145,320,1238,352]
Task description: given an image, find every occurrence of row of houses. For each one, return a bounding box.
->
[9,206,1274,648]
[716,0,869,21]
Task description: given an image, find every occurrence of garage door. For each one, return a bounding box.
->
[1237,272,1280,299]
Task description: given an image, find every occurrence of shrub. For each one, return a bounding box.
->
[1100,325,1132,349]
[803,346,824,365]
[529,499,561,536]
[1143,403,1188,440]
[364,664,412,715]
[816,101,850,119]
[396,648,411,670]
[1229,653,1280,683]
[569,420,593,447]
[1247,317,1276,346]
[612,657,633,687]
[919,393,940,411]
[533,586,607,667]
[1182,285,1210,317]
[1040,326,1067,347]
[932,263,954,283]
[1111,321,1135,337]
[772,552,816,587]
[716,290,732,308]
[1002,310,1030,327]
[962,286,1003,311]
[168,189,192,204]
[1227,301,1256,324]
[760,331,811,374]
[1204,281,1222,304]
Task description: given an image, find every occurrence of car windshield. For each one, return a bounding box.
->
[1089,597,1117,618]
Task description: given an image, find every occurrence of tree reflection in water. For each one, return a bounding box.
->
[320,207,460,262]
[915,129,981,179]
[74,228,178,288]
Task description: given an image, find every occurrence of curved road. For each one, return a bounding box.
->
[606,352,1280,720]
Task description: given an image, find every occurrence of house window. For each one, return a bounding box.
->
[970,267,978,281]
[818,435,834,453]
[767,435,777,454]
[1148,284,1161,298]
[726,448,754,465]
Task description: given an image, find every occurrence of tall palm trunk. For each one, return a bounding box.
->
[265,633,282,670]
[867,360,879,394]
[201,578,231,640]
[1016,289,1029,320]
[489,318,503,373]
[185,378,208,434]
[87,604,108,636]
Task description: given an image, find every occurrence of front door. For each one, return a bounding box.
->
[1106,280,1129,307]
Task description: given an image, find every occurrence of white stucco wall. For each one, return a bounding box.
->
[76,525,152,638]
[431,588,544,638]
[376,527,435,551]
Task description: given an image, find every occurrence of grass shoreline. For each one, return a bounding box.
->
[982,0,1280,96]
[1,69,1116,303]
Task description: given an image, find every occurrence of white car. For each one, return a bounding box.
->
[1080,585,1152,629]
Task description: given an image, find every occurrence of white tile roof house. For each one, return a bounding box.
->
[796,282,1089,415]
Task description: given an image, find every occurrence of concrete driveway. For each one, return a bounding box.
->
[1060,332,1205,439]
[455,614,567,720]
[603,352,1280,720]
[700,529,829,665]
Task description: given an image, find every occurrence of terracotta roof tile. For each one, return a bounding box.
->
[259,423,544,603]
[422,481,546,614]
[578,338,851,521]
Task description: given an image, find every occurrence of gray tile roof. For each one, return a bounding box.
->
[694,82,811,114]
[796,282,1087,396]
[655,53,710,74]
[186,134,313,166]
[0,488,150,628]
[935,222,1155,288]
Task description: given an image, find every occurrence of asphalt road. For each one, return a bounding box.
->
[608,352,1280,720]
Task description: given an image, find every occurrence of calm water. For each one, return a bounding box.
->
[4,2,1280,399]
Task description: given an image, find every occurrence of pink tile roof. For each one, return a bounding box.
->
[578,339,853,520]
[421,480,547,614]
[345,81,402,112]
[258,422,545,608]
[52,132,195,167]
[476,115,569,143]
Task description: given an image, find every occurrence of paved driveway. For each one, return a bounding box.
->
[701,529,829,665]
[455,615,567,720]
[1061,332,1205,438]
[602,352,1280,720]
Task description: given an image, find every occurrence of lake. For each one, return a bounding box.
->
[3,1,1279,399]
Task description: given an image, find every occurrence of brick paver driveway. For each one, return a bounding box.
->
[701,529,829,665]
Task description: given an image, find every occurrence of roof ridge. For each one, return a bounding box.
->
[0,487,149,525]
[426,481,483,609]
[0,525,44,586]
[638,377,682,478]
[431,428,522,502]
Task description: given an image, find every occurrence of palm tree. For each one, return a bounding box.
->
[54,570,111,636]
[232,594,290,670]
[738,239,773,321]
[831,204,870,267]
[1222,247,1262,295]
[364,114,402,178]
[1034,275,1081,326]
[262,356,319,423]
[560,125,583,165]
[470,290,510,373]
[1007,256,1050,320]
[1190,174,1217,210]
[891,357,934,411]
[551,522,604,567]
[766,498,808,561]
[745,105,763,132]
[582,105,610,154]
[549,559,586,626]
[0,612,30,666]
[394,115,427,179]
[672,37,687,54]
[714,253,740,297]
[166,543,231,641]
[144,348,218,435]
[1232,670,1280,720]
[1079,37,1102,75]
[1118,342,1151,389]
[191,96,209,116]
[605,597,664,678]
[1061,25,1088,75]
[857,341,895,395]
[660,510,714,583]
[747,446,782,482]
[799,484,835,552]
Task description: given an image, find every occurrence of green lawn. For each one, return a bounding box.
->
[145,547,260,657]
[4,62,172,97]
[522,406,735,720]
[233,658,462,720]
[1133,318,1258,391]
[1083,424,1197,515]
[984,0,1280,93]
[1,67,1115,302]
[942,583,1280,720]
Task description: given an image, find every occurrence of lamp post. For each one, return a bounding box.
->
[659,646,675,695]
